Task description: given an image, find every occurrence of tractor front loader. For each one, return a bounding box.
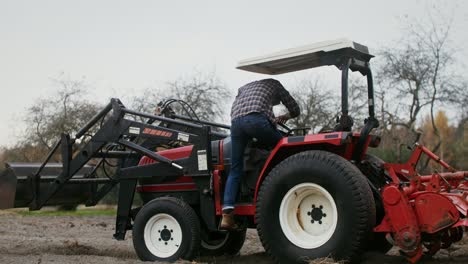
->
[0,98,227,244]
[1,39,467,264]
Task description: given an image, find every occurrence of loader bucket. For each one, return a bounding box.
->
[0,162,98,209]
[0,164,17,209]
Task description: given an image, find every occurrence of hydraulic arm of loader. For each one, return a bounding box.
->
[1,98,227,240]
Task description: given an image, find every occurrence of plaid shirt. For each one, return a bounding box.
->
[231,79,300,122]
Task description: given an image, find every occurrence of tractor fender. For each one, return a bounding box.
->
[253,132,349,203]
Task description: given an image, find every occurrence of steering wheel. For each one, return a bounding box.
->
[277,122,293,136]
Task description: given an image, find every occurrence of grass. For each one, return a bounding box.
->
[10,207,116,217]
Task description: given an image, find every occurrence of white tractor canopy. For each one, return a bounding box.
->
[236,38,373,75]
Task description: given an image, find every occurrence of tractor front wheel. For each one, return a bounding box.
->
[132,197,200,262]
[256,150,375,263]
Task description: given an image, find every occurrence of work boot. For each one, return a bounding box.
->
[220,211,239,230]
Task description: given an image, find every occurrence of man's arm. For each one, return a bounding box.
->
[275,82,300,119]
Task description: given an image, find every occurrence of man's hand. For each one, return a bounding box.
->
[154,106,162,116]
[274,114,290,124]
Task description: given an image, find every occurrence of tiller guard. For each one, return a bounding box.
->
[375,143,468,263]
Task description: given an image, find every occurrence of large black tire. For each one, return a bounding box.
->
[359,154,393,254]
[359,154,389,190]
[256,150,375,263]
[132,197,200,262]
[199,229,246,256]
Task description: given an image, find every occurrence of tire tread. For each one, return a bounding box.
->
[256,150,375,263]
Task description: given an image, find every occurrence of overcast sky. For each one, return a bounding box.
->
[0,0,467,147]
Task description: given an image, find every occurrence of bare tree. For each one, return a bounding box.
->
[130,71,231,123]
[166,72,231,122]
[285,78,336,133]
[347,77,372,130]
[376,9,466,166]
[9,74,102,162]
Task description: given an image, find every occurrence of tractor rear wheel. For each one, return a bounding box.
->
[359,154,393,254]
[199,229,246,256]
[256,150,375,263]
[132,197,200,262]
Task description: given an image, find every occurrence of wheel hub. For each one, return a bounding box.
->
[308,204,327,224]
[279,183,338,249]
[144,213,182,258]
[159,225,174,243]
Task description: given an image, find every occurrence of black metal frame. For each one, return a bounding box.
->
[335,56,380,162]
[29,98,224,239]
[313,48,379,156]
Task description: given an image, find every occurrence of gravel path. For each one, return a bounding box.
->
[0,214,467,264]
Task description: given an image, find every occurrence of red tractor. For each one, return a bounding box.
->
[1,39,467,263]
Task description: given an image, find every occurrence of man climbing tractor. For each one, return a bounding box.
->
[221,78,300,229]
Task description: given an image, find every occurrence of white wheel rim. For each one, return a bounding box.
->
[279,183,338,249]
[144,213,183,258]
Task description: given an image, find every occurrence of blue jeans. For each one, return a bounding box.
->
[223,113,283,210]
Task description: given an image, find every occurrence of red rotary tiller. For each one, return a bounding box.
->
[376,144,468,262]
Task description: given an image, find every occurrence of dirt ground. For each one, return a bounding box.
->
[1,213,468,264]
